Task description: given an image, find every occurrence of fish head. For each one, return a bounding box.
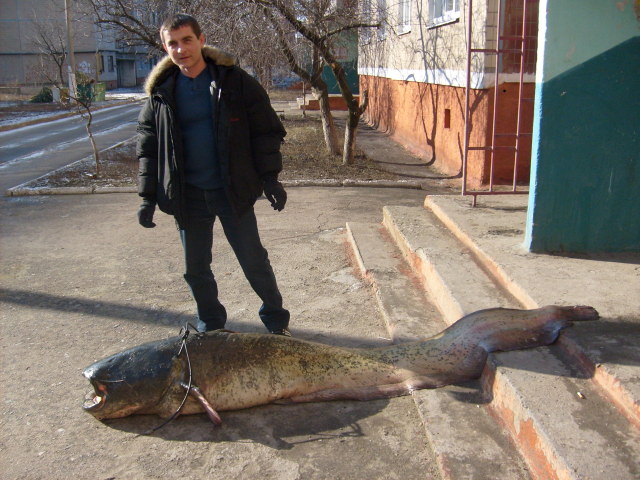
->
[83,338,181,420]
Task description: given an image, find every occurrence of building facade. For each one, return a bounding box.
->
[359,0,538,187]
[0,0,155,91]
[360,0,639,252]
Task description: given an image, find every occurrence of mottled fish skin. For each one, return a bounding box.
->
[83,305,599,422]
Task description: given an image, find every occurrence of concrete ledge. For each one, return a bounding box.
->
[6,186,94,196]
[6,185,138,196]
[559,328,640,429]
[424,195,538,309]
[283,179,424,189]
[346,220,533,480]
[346,221,441,342]
[297,94,358,111]
[380,200,640,479]
[414,385,531,480]
[483,348,640,480]
[382,205,519,324]
[423,194,640,429]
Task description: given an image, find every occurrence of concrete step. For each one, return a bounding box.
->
[346,221,533,480]
[413,383,531,480]
[296,94,355,111]
[381,205,520,323]
[424,195,640,430]
[346,222,442,342]
[484,346,640,480]
[380,203,640,479]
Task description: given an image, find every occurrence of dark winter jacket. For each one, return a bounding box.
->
[136,46,286,224]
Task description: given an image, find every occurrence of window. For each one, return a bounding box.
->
[108,55,115,73]
[430,0,461,27]
[360,0,373,43]
[377,0,387,40]
[361,0,387,43]
[397,0,411,34]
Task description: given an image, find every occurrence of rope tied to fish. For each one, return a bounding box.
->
[140,324,195,435]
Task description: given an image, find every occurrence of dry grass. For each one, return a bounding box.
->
[281,117,397,182]
[22,114,398,189]
[24,142,139,189]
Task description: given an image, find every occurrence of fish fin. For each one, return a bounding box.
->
[211,328,237,334]
[188,384,222,425]
[448,305,599,353]
[283,379,439,403]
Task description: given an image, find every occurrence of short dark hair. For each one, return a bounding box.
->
[160,14,202,40]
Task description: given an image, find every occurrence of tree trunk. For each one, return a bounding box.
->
[342,90,369,165]
[318,53,369,164]
[342,110,360,165]
[314,87,340,156]
[262,12,341,158]
[83,107,100,177]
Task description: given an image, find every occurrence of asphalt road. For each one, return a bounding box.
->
[0,102,142,192]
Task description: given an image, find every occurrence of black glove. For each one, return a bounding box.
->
[263,177,287,212]
[137,198,156,228]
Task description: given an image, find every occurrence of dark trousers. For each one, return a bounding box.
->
[179,185,289,332]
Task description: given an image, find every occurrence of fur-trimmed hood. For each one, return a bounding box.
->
[144,46,236,95]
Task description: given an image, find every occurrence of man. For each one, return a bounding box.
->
[136,13,291,336]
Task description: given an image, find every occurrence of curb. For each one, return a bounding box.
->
[6,178,426,197]
[5,137,138,197]
[5,185,139,196]
[283,179,424,189]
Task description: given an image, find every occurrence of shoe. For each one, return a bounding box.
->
[270,328,292,337]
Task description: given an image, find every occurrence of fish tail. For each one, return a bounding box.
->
[443,305,599,354]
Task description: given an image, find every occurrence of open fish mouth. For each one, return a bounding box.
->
[82,370,107,412]
[83,389,105,411]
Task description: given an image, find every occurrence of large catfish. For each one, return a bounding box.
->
[83,305,598,425]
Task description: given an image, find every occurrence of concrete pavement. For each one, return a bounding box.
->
[1,96,638,479]
[1,186,443,479]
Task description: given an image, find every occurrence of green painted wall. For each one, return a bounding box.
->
[525,0,640,252]
[536,0,640,80]
[322,61,359,95]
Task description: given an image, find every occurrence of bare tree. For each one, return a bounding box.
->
[249,0,376,164]
[85,0,171,52]
[263,7,341,154]
[84,0,378,162]
[30,1,67,86]
[83,0,340,153]
[30,15,68,86]
[27,0,102,176]
[85,0,290,76]
[72,78,102,177]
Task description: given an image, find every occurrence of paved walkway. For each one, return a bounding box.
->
[1,93,637,479]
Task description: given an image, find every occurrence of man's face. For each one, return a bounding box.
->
[161,25,206,77]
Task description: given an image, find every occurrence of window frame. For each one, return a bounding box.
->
[429,0,461,28]
[377,0,387,40]
[397,0,411,35]
[360,0,374,44]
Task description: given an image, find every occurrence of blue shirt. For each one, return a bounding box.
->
[175,68,222,189]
